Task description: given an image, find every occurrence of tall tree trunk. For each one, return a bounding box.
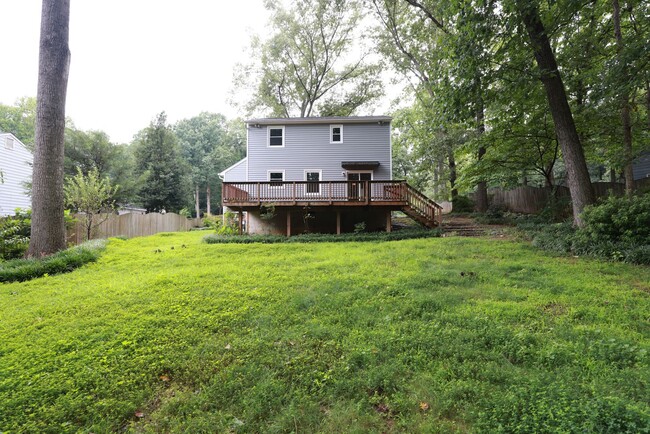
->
[646,81,650,130]
[475,93,488,212]
[448,149,458,199]
[27,0,71,257]
[206,185,211,216]
[613,0,635,193]
[194,184,200,218]
[516,0,595,226]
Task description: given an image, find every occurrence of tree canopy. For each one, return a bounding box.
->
[236,0,383,118]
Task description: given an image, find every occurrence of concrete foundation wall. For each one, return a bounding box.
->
[247,207,391,235]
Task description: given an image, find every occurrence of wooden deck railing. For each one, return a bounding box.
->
[223,180,442,226]
[223,181,405,203]
[403,182,443,227]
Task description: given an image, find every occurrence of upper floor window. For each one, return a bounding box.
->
[330,125,343,143]
[268,126,285,147]
[5,137,14,150]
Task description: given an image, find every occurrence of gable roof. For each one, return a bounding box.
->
[218,157,247,179]
[245,116,391,126]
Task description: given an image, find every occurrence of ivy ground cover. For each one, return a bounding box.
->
[1,231,648,432]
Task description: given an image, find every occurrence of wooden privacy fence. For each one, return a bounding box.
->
[67,212,201,245]
[489,182,639,214]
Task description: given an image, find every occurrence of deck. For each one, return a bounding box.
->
[223,180,443,228]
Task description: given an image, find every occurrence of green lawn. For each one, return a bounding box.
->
[1,232,648,433]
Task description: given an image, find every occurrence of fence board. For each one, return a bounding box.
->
[488,182,631,214]
[67,212,201,244]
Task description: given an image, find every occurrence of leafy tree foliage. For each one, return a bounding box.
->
[0,97,37,148]
[373,0,649,223]
[134,113,187,213]
[64,167,118,241]
[64,127,140,204]
[174,113,246,216]
[237,0,382,117]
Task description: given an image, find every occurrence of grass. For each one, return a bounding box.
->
[0,239,107,283]
[0,231,649,432]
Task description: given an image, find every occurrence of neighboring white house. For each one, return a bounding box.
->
[0,133,33,216]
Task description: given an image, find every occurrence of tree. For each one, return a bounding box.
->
[514,0,595,225]
[64,167,118,241]
[134,113,187,213]
[27,0,71,257]
[0,97,37,148]
[64,127,139,204]
[372,0,493,210]
[237,0,382,117]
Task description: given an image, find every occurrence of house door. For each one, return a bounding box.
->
[347,172,372,200]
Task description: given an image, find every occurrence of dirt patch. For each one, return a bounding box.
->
[542,302,568,316]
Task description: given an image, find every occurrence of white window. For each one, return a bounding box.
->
[5,137,14,150]
[304,170,322,194]
[330,125,343,143]
[268,170,285,187]
[268,126,285,147]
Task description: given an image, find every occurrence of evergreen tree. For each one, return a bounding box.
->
[134,113,187,212]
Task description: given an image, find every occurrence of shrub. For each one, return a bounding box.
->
[520,192,650,265]
[203,228,442,244]
[0,209,32,260]
[0,239,107,283]
[202,214,221,229]
[452,195,474,213]
[578,193,650,246]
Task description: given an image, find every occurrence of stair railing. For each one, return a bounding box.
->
[402,182,443,227]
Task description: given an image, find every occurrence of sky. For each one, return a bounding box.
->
[0,1,272,144]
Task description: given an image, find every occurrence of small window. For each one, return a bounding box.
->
[268,126,284,147]
[5,137,14,150]
[269,171,284,187]
[305,170,321,194]
[330,125,343,143]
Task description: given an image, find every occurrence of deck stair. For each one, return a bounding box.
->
[400,183,443,228]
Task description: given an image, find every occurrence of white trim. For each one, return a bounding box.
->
[267,125,285,147]
[218,157,247,180]
[304,169,322,195]
[330,124,343,144]
[346,170,373,180]
[267,169,285,188]
[246,125,250,181]
[388,122,393,180]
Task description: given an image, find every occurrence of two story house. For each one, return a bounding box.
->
[0,133,33,216]
[220,116,440,235]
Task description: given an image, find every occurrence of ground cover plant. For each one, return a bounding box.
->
[203,228,441,244]
[519,192,650,265]
[0,231,648,432]
[0,239,106,283]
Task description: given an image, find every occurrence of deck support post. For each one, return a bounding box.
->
[287,211,291,237]
[238,210,243,235]
[386,210,392,233]
[336,211,341,235]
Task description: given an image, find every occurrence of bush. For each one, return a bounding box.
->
[520,192,650,265]
[203,228,442,244]
[452,195,474,213]
[202,213,239,235]
[0,239,107,283]
[578,193,650,246]
[0,209,32,260]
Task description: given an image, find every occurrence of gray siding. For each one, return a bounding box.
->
[246,123,391,182]
[221,158,247,182]
[633,152,650,180]
[0,134,32,216]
